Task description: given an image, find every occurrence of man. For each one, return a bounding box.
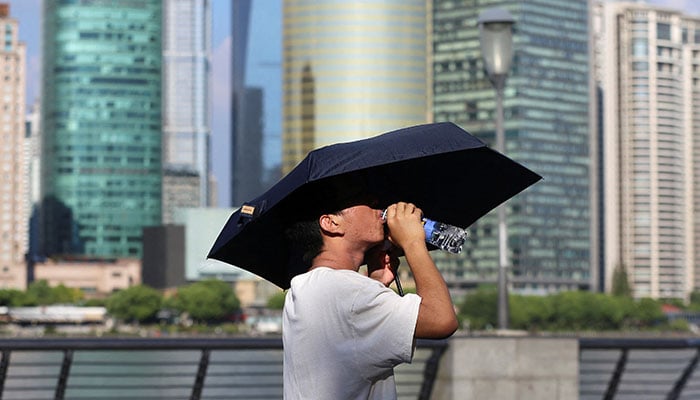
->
[282,200,458,399]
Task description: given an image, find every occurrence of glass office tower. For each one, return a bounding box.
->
[282,0,429,173]
[162,0,211,221]
[432,0,594,293]
[41,1,162,258]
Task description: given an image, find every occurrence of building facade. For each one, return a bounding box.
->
[34,257,141,297]
[162,168,201,224]
[162,0,212,221]
[596,2,700,299]
[0,3,27,289]
[432,0,594,294]
[40,0,162,258]
[281,0,430,172]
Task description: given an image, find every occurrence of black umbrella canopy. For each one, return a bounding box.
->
[208,122,541,289]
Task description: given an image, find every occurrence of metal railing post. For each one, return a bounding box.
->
[418,341,448,400]
[603,348,627,400]
[667,347,700,400]
[191,348,211,400]
[55,348,73,400]
[0,349,10,398]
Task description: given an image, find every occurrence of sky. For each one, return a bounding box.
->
[5,0,700,207]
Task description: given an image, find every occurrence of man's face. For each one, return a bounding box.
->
[338,204,385,246]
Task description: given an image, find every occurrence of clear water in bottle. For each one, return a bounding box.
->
[381,209,467,254]
[422,218,467,254]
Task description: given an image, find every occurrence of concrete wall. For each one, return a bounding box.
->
[431,336,578,400]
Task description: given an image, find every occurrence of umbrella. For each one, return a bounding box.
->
[208,122,541,289]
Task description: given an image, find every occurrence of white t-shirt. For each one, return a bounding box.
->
[283,267,422,400]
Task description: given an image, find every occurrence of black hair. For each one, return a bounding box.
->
[284,218,324,267]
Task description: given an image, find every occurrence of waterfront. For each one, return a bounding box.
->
[0,335,699,399]
[0,337,442,400]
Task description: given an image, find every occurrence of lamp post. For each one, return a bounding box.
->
[478,8,515,330]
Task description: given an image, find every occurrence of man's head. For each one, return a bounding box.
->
[284,198,385,269]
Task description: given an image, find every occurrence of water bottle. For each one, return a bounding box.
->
[422,218,467,254]
[382,209,467,254]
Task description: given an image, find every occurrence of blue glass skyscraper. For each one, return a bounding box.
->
[40,0,162,258]
[432,0,593,293]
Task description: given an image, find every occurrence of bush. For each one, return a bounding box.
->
[105,285,162,323]
[173,279,240,323]
[458,288,669,332]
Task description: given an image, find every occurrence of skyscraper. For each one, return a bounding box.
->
[596,2,700,299]
[162,0,212,223]
[432,0,594,293]
[0,3,28,288]
[282,0,429,172]
[41,0,162,258]
[230,0,267,206]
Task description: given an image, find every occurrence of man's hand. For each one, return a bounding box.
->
[384,202,426,252]
[365,242,400,286]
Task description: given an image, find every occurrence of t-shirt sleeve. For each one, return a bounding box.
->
[349,282,421,379]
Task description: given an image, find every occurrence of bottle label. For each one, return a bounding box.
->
[423,218,436,238]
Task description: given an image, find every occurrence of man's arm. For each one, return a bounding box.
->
[385,202,458,339]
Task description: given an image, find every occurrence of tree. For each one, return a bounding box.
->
[174,279,240,323]
[457,286,497,330]
[510,294,553,331]
[0,289,27,306]
[611,264,632,298]
[22,280,83,306]
[105,285,162,323]
[267,290,287,310]
[689,291,700,312]
[631,297,664,328]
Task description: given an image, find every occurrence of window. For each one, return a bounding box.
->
[657,23,671,40]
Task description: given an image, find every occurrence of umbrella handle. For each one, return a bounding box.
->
[394,271,404,296]
[379,237,404,296]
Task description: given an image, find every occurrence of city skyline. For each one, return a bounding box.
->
[4,0,700,209]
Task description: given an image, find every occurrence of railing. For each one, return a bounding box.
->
[579,338,700,400]
[0,337,448,400]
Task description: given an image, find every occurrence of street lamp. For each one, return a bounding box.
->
[478,8,515,330]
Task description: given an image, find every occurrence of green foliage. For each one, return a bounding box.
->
[266,290,287,310]
[82,298,106,307]
[22,281,83,306]
[457,287,497,330]
[611,264,632,298]
[667,318,690,332]
[174,279,240,323]
[0,289,28,307]
[689,291,700,312]
[632,298,664,327]
[105,285,162,323]
[690,291,700,304]
[458,288,671,332]
[510,294,553,331]
[161,295,179,310]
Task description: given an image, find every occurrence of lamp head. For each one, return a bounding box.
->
[478,8,515,78]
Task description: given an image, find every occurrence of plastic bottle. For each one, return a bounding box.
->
[382,209,467,254]
[422,218,468,254]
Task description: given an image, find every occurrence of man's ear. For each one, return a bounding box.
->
[319,213,342,234]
